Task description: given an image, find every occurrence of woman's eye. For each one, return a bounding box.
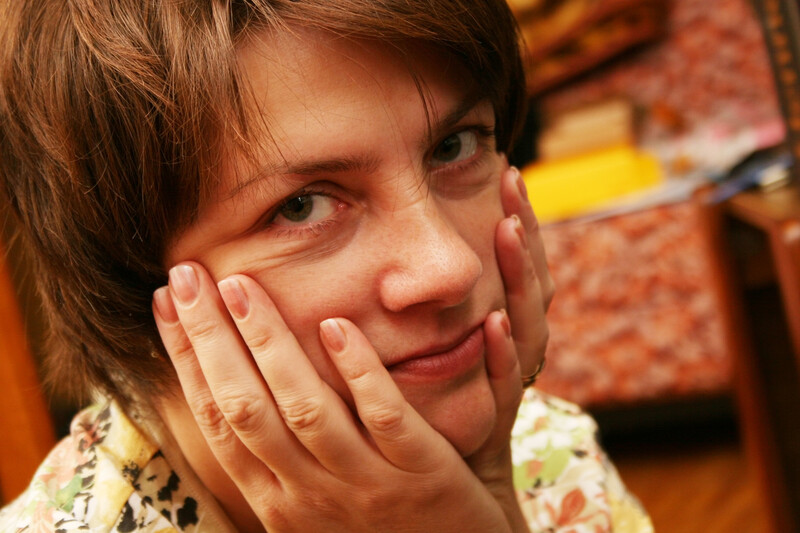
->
[274,193,338,225]
[431,130,479,168]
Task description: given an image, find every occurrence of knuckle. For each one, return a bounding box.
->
[523,258,537,284]
[530,318,549,344]
[304,491,342,517]
[364,405,405,437]
[260,502,292,532]
[245,331,274,353]
[352,482,436,514]
[217,393,268,433]
[509,259,536,298]
[544,278,556,309]
[351,489,391,514]
[342,363,375,386]
[167,340,196,364]
[183,317,222,344]
[279,396,327,433]
[190,397,230,438]
[540,323,550,348]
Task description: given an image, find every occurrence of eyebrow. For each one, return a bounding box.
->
[286,153,381,177]
[226,90,487,200]
[423,90,486,148]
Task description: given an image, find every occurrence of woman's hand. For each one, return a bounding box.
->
[465,165,553,532]
[496,165,554,379]
[152,264,514,533]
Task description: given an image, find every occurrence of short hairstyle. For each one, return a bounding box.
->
[0,0,526,409]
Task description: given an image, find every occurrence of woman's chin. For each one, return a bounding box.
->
[403,374,497,457]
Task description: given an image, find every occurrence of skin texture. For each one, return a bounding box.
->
[152,28,553,532]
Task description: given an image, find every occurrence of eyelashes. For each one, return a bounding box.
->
[271,217,339,239]
[257,125,497,241]
[274,192,340,225]
[430,125,495,175]
[258,189,346,239]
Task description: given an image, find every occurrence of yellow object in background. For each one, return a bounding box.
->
[521,144,662,223]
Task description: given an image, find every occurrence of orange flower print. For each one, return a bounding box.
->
[557,488,587,526]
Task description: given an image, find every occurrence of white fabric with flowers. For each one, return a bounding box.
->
[0,390,652,532]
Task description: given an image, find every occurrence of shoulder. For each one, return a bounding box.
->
[0,403,115,530]
[512,389,654,533]
[0,401,191,532]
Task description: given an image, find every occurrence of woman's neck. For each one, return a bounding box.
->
[156,397,265,533]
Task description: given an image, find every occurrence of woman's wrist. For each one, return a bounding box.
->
[472,453,529,533]
[491,483,530,533]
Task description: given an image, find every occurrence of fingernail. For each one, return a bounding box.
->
[169,264,199,305]
[153,286,179,324]
[320,318,347,352]
[514,167,528,201]
[500,309,512,339]
[511,214,527,249]
[219,278,249,319]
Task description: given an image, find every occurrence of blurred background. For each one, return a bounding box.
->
[506,0,798,531]
[2,0,799,531]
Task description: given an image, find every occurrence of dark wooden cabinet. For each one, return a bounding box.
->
[698,184,800,533]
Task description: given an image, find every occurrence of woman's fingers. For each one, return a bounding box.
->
[217,274,371,476]
[480,310,523,453]
[495,214,549,378]
[321,317,457,473]
[482,310,523,432]
[164,263,298,466]
[222,276,463,476]
[466,309,522,482]
[167,266,273,437]
[500,166,555,310]
[157,263,452,484]
[152,283,277,489]
[496,166,552,378]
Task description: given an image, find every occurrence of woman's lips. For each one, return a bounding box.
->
[386,326,485,383]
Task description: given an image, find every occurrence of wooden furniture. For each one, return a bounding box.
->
[0,239,55,504]
[697,184,800,533]
[508,0,669,94]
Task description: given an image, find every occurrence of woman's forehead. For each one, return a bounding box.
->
[235,27,475,111]
[223,27,486,193]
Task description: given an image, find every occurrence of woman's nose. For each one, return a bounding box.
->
[376,201,483,313]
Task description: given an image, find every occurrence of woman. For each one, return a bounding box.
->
[0,1,652,531]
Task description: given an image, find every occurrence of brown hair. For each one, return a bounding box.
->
[0,0,526,409]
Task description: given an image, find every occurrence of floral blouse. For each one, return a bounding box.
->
[0,390,653,532]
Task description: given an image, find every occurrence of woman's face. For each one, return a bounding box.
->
[166,29,509,457]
